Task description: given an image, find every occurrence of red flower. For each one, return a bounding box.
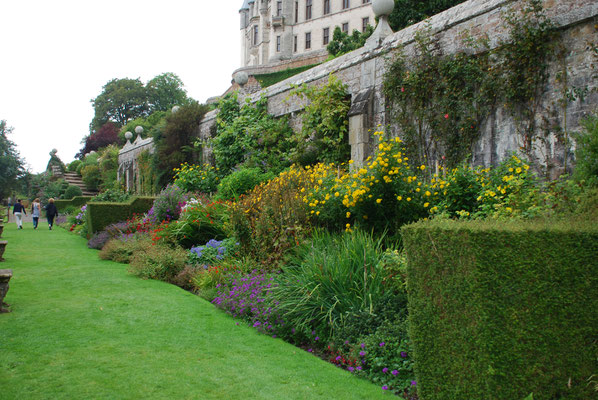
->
[444,114,449,119]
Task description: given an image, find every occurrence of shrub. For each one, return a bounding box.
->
[92,189,130,203]
[173,163,220,194]
[86,197,155,235]
[128,242,189,282]
[228,165,313,266]
[162,199,228,249]
[99,235,153,264]
[403,218,598,400]
[172,265,205,292]
[81,164,101,191]
[573,113,598,185]
[271,229,389,341]
[148,184,185,224]
[62,185,83,200]
[326,26,373,58]
[215,168,274,201]
[67,160,82,173]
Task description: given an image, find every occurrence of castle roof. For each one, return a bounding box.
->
[240,0,251,10]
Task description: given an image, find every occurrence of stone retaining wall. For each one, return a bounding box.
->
[199,0,598,173]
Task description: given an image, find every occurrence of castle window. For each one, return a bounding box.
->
[276,36,282,52]
[362,0,370,3]
[295,1,299,22]
[294,35,298,52]
[342,22,349,33]
[323,0,330,14]
[362,17,369,32]
[277,1,283,16]
[323,27,330,45]
[342,0,350,9]
[305,32,311,49]
[253,25,259,45]
[306,0,312,20]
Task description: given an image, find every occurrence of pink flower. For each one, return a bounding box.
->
[444,114,449,119]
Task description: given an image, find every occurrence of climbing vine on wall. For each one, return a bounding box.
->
[384,0,559,171]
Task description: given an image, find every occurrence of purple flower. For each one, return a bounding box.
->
[356,366,362,371]
[359,351,366,357]
[360,343,365,349]
[411,381,417,386]
[379,342,385,347]
[315,336,319,341]
[308,349,313,353]
[347,366,355,372]
[401,351,408,358]
[382,367,389,373]
[392,370,399,376]
[382,386,389,391]
[335,356,341,361]
[344,340,349,345]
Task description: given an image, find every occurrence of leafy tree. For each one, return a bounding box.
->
[77,122,119,159]
[327,26,373,58]
[119,110,167,143]
[152,101,209,188]
[147,73,189,113]
[0,120,26,201]
[389,0,466,32]
[90,78,149,132]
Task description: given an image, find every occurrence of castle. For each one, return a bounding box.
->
[239,0,375,67]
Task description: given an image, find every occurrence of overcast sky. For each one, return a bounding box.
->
[0,0,241,173]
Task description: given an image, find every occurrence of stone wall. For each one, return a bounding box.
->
[199,0,598,174]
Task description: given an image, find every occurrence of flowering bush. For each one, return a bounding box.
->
[128,241,189,283]
[162,199,228,249]
[229,165,314,267]
[99,234,153,264]
[173,163,220,194]
[148,184,186,224]
[189,238,238,266]
[215,168,274,201]
[305,131,434,236]
[92,189,130,203]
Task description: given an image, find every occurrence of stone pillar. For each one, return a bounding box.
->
[348,88,374,167]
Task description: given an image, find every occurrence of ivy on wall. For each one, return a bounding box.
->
[384,0,561,172]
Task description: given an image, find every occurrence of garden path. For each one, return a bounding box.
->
[0,223,387,399]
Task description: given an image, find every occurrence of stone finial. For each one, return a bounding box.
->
[366,0,395,51]
[172,105,181,113]
[234,71,249,86]
[135,126,144,136]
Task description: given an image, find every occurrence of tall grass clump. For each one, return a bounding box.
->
[272,229,388,340]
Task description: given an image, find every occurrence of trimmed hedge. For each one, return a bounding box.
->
[402,219,598,400]
[54,196,92,210]
[86,197,155,236]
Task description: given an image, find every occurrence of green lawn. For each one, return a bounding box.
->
[0,223,388,399]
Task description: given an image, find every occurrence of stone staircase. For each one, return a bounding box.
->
[63,172,98,197]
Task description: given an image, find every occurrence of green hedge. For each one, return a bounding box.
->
[54,196,92,210]
[402,219,598,400]
[86,197,155,236]
[254,64,320,88]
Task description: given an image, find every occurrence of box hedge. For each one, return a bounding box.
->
[86,196,155,236]
[402,219,598,400]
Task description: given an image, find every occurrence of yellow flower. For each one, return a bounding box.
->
[397,195,403,201]
[420,165,426,170]
[346,223,351,229]
[316,211,320,216]
[407,197,411,202]
[376,199,382,204]
[425,191,431,197]
[349,160,354,164]
[363,215,368,220]
[424,202,429,208]
[346,212,351,218]
[516,167,522,174]
[335,192,340,197]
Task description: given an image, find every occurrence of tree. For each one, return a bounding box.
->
[147,72,189,113]
[389,0,466,32]
[0,120,26,201]
[152,101,209,188]
[326,26,373,58]
[77,122,119,159]
[90,78,149,132]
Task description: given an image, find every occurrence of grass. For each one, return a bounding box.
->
[0,223,388,399]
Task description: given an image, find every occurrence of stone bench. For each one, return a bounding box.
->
[0,269,12,313]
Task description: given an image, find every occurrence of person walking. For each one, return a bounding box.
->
[12,199,27,229]
[31,198,41,229]
[45,198,58,230]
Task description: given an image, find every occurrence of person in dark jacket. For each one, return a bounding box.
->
[45,198,58,230]
[12,199,27,229]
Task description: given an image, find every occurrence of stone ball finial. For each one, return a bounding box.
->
[50,149,58,155]
[125,131,133,141]
[172,105,181,113]
[135,126,144,135]
[372,0,394,17]
[234,71,249,86]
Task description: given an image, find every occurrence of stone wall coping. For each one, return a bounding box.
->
[0,269,12,279]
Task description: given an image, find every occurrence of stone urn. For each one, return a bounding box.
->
[0,240,6,261]
[0,269,12,313]
[372,0,395,16]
